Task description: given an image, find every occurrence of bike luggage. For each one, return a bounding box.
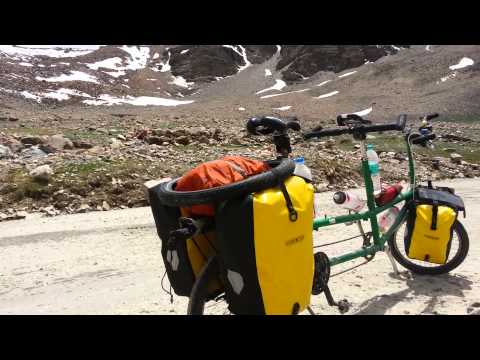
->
[175,156,271,217]
[147,156,271,298]
[215,175,315,315]
[148,184,222,297]
[404,184,465,264]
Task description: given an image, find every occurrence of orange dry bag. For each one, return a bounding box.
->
[175,156,271,216]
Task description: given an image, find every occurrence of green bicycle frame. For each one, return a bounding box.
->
[312,136,416,267]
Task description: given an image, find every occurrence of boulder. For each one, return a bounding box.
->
[21,136,45,146]
[47,134,74,150]
[39,144,57,154]
[0,144,11,159]
[176,136,191,145]
[146,136,169,145]
[21,146,48,158]
[72,140,93,149]
[110,138,123,149]
[102,201,111,211]
[450,153,463,164]
[30,165,53,182]
[2,139,23,153]
[77,203,91,213]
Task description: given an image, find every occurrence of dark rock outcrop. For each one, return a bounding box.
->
[276,45,408,82]
[168,45,244,82]
[167,45,277,83]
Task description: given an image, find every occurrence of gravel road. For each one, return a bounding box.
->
[0,178,478,315]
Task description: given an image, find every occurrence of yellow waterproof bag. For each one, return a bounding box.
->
[216,175,315,315]
[404,185,465,265]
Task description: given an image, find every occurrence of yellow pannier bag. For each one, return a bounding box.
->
[216,175,315,315]
[405,204,457,264]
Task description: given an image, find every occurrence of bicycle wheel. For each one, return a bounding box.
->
[387,217,469,275]
[187,256,232,315]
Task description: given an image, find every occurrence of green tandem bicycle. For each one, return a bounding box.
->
[150,113,469,315]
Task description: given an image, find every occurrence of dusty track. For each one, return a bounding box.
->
[0,178,478,315]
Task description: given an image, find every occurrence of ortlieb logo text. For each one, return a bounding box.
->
[286,235,304,246]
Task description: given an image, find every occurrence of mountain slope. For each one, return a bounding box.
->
[0,45,479,121]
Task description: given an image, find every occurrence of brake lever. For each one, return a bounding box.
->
[286,120,301,132]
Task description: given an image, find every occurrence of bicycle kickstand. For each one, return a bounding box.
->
[323,285,350,314]
[384,245,400,275]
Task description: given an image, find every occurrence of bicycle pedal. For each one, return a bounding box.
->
[337,299,350,314]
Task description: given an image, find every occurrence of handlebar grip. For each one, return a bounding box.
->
[246,117,263,135]
[247,116,299,135]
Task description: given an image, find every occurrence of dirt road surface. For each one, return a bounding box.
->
[0,178,478,315]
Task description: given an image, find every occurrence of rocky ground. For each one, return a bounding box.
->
[1,45,479,220]
[0,104,479,221]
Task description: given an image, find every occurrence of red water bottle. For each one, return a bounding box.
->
[375,184,403,206]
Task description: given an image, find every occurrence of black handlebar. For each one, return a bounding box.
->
[247,116,300,135]
[304,114,407,140]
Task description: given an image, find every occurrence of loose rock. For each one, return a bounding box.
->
[30,165,53,182]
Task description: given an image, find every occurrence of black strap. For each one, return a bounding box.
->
[431,204,438,230]
[279,182,298,222]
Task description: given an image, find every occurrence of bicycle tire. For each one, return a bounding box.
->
[387,218,469,275]
[156,158,295,207]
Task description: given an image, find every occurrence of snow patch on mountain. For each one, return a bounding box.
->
[438,73,457,84]
[260,88,310,99]
[256,79,287,94]
[316,80,332,87]
[0,45,103,58]
[222,45,251,72]
[36,71,99,84]
[449,57,474,70]
[169,75,194,89]
[338,71,357,78]
[316,91,339,99]
[104,71,126,78]
[119,46,150,70]
[83,94,194,107]
[20,91,41,101]
[86,57,123,70]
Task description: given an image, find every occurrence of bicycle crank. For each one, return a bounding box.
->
[312,252,351,314]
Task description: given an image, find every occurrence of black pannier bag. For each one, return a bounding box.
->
[404,184,465,264]
[148,183,222,298]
